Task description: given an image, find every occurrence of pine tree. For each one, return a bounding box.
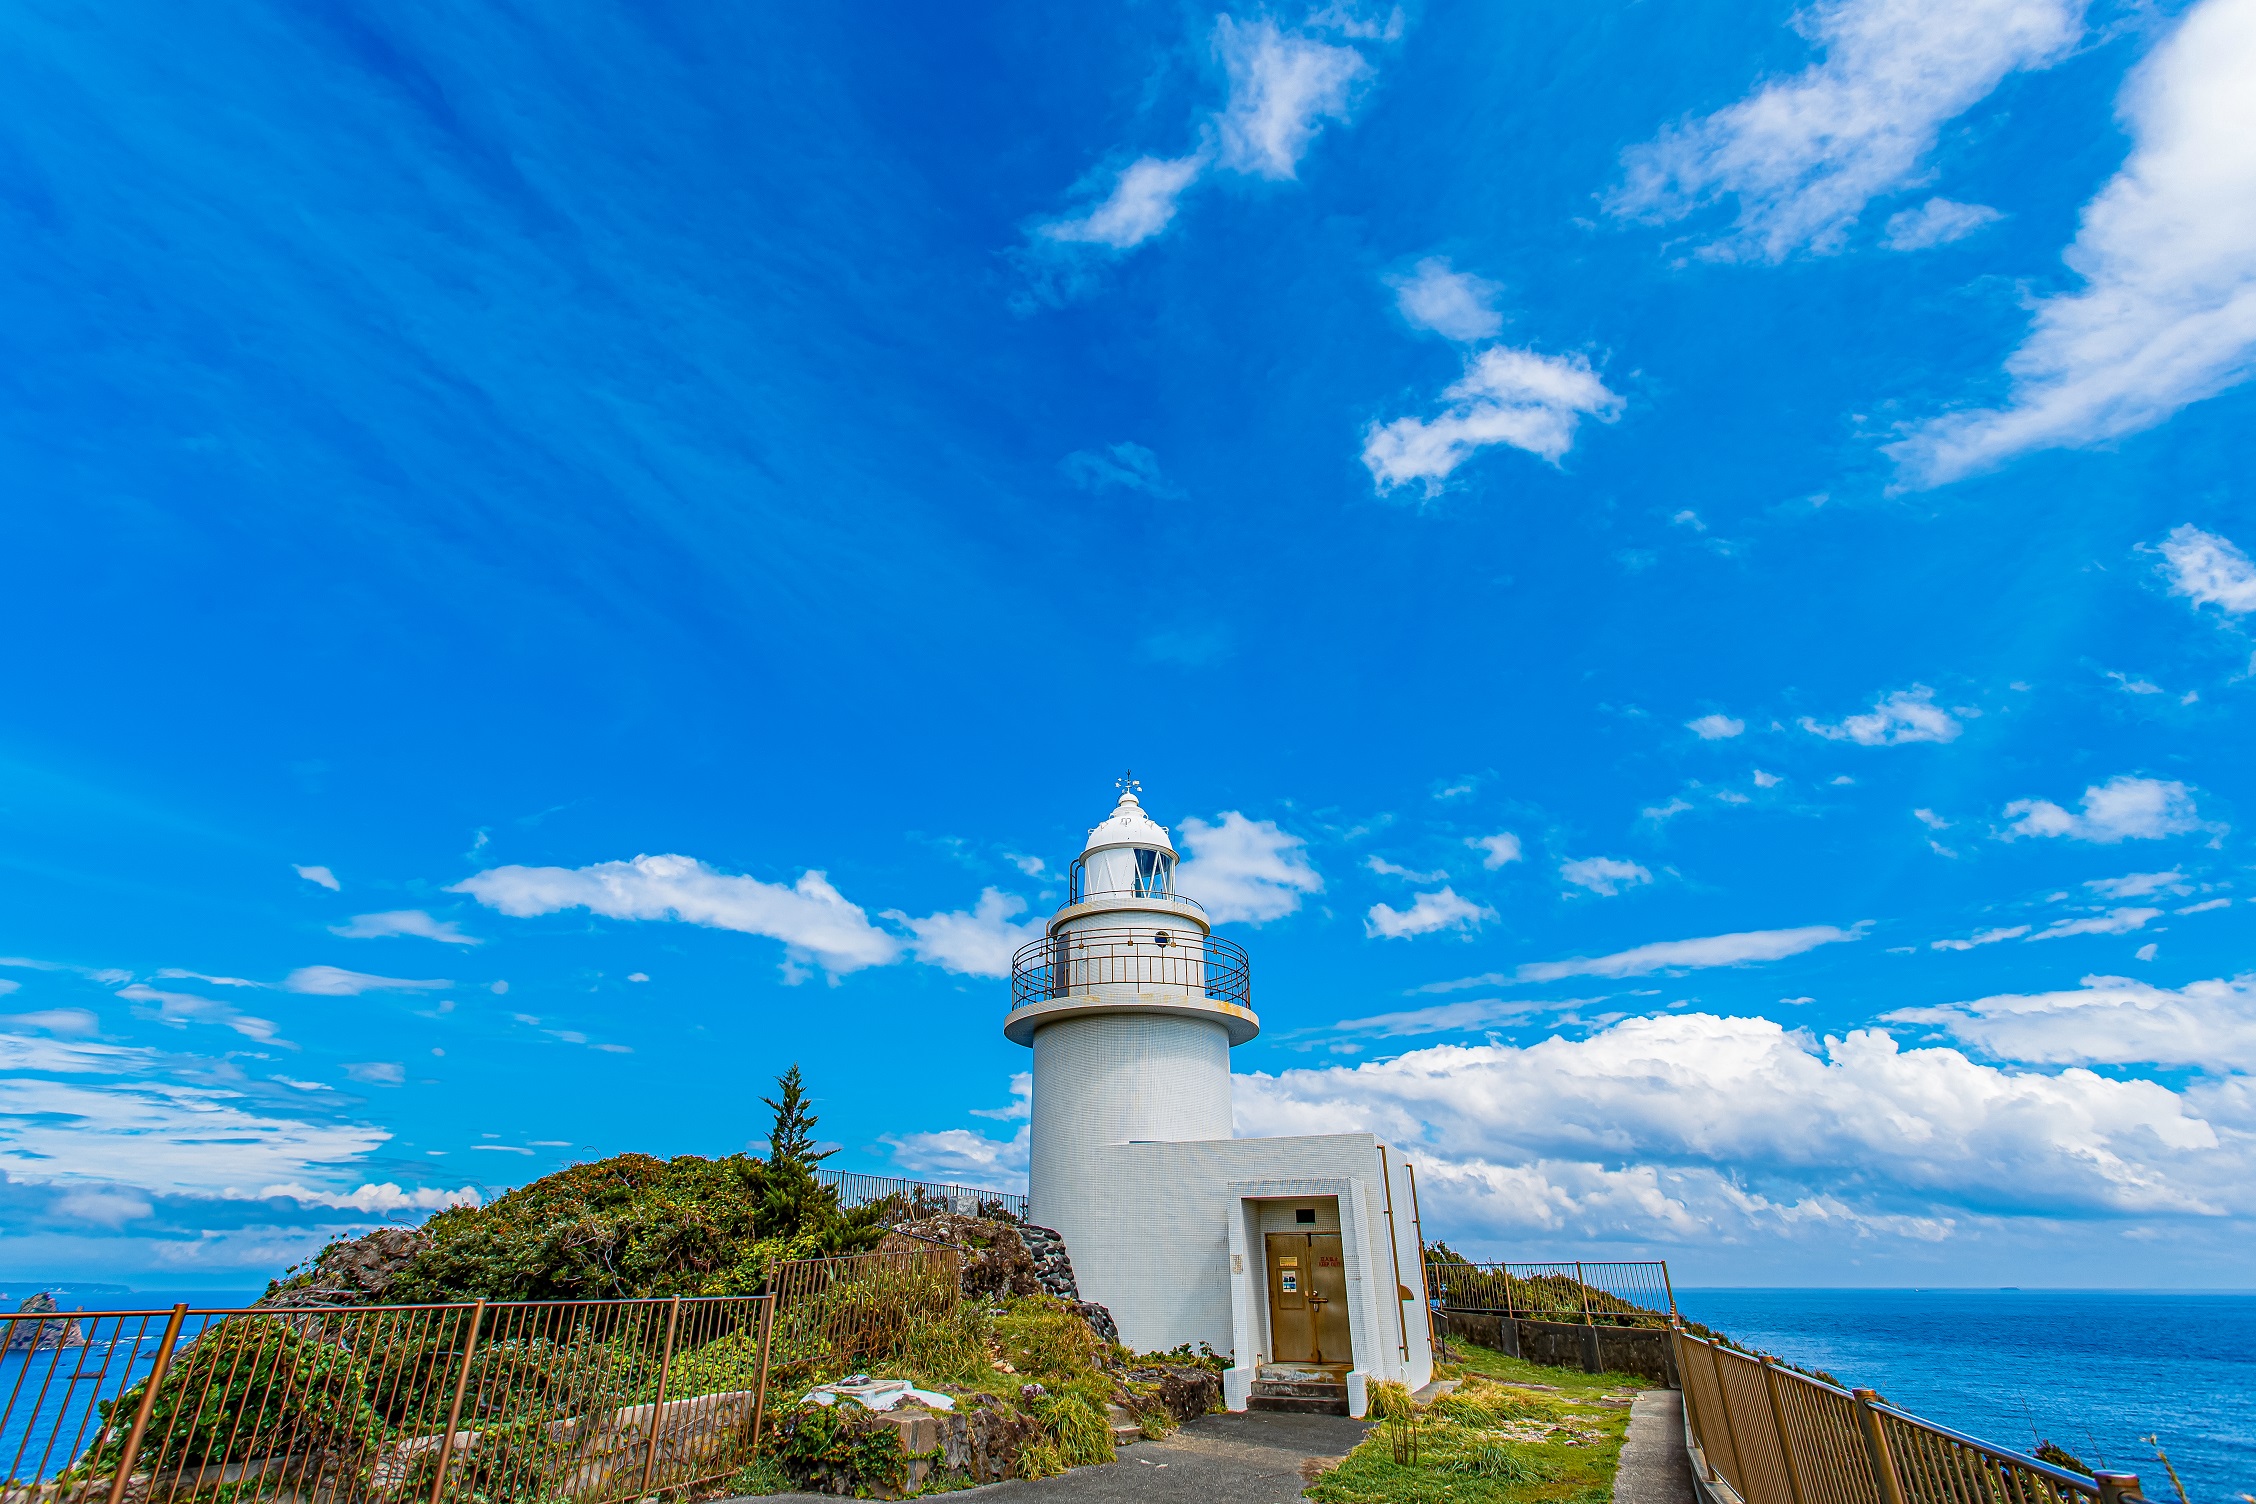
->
[758,1063,844,1243]
[764,1063,835,1172]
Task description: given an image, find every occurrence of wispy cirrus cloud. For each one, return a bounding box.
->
[329,910,481,945]
[1609,0,2083,261]
[282,966,454,996]
[1419,923,1866,991]
[1892,0,2256,483]
[454,854,899,976]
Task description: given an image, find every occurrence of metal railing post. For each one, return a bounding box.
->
[104,1303,188,1504]
[427,1300,485,1504]
[1406,1161,1437,1357]
[2094,1474,2144,1504]
[1853,1389,1910,1504]
[637,1294,684,1497]
[1377,1146,1409,1360]
[1661,1261,1679,1324]
[1576,1260,1594,1324]
[1760,1358,1809,1504]
[1707,1339,1745,1489]
[748,1290,778,1457]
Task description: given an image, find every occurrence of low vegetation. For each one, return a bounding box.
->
[1307,1344,1638,1504]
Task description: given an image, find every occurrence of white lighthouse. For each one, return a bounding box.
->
[1006,780,1435,1415]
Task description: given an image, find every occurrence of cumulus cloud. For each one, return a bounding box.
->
[1363,348,1624,493]
[1366,888,1492,939]
[1469,833,1523,870]
[1799,685,1960,745]
[238,1182,480,1213]
[293,864,340,891]
[329,910,481,945]
[1236,1010,2243,1233]
[1609,0,2083,261]
[890,889,1046,978]
[1882,197,2003,250]
[2000,775,2208,843]
[1560,857,1653,897]
[1176,813,1323,923]
[1889,972,2256,1072]
[1213,15,1372,179]
[2157,524,2256,615]
[282,966,453,996]
[1033,15,1378,260]
[1388,258,1505,342]
[1687,713,1745,740]
[54,1188,153,1229]
[453,854,900,975]
[881,1125,1030,1189]
[1891,0,2256,482]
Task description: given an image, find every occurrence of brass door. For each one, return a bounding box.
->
[1265,1232,1351,1365]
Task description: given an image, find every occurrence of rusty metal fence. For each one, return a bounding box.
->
[1671,1328,2152,1504]
[0,1248,963,1504]
[1424,1260,1678,1327]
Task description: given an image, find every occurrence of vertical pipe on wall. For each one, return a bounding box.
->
[1377,1146,1409,1361]
[1405,1162,1436,1357]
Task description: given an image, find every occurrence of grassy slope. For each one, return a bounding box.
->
[1309,1345,1643,1504]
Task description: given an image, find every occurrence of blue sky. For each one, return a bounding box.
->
[3,0,2254,1290]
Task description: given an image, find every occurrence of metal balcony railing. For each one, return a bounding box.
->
[1009,927,1250,1012]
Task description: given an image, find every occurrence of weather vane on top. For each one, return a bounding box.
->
[1116,768,1140,799]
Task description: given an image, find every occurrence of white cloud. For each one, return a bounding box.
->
[1365,888,1493,939]
[2106,670,2164,695]
[2157,524,2256,614]
[1365,855,1447,882]
[970,1073,1033,1122]
[56,1188,154,1228]
[1388,258,1505,342]
[282,966,452,996]
[1213,16,1371,180]
[294,864,340,891]
[329,910,481,945]
[1609,0,2083,262]
[0,1009,99,1036]
[1560,857,1653,897]
[2087,870,2188,899]
[0,1075,393,1197]
[1494,923,1864,985]
[2000,775,2208,843]
[1889,972,2256,1072]
[1753,770,1783,790]
[1236,1009,2242,1232]
[1469,833,1523,870]
[1034,15,1379,261]
[1913,808,1951,829]
[2177,897,2231,915]
[1642,797,1694,823]
[1364,347,1624,494]
[238,1182,478,1213]
[2027,907,2162,942]
[453,854,900,974]
[1891,0,2256,482]
[890,889,1046,979]
[116,984,283,1044]
[1039,155,1208,249]
[1882,197,2002,250]
[1176,812,1323,923]
[1931,925,2031,950]
[1326,997,1546,1038]
[881,1125,1030,1190]
[1687,713,1745,740]
[1800,685,1961,745]
[344,1062,405,1086]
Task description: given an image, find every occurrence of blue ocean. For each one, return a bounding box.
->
[1679,1290,2256,1504]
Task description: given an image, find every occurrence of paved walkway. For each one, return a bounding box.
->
[1615,1391,1694,1504]
[736,1388,1693,1504]
[738,1410,1371,1504]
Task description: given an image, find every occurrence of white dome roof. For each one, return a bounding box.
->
[1084,788,1174,855]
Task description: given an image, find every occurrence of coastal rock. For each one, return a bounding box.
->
[260,1226,431,1306]
[876,1214,1119,1345]
[5,1293,85,1352]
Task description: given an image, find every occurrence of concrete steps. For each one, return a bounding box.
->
[1247,1364,1350,1416]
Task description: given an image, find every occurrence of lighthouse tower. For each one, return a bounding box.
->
[1004,779,1433,1414]
[1005,779,1258,1267]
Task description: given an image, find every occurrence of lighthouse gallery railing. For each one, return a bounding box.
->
[1008,928,1250,1011]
